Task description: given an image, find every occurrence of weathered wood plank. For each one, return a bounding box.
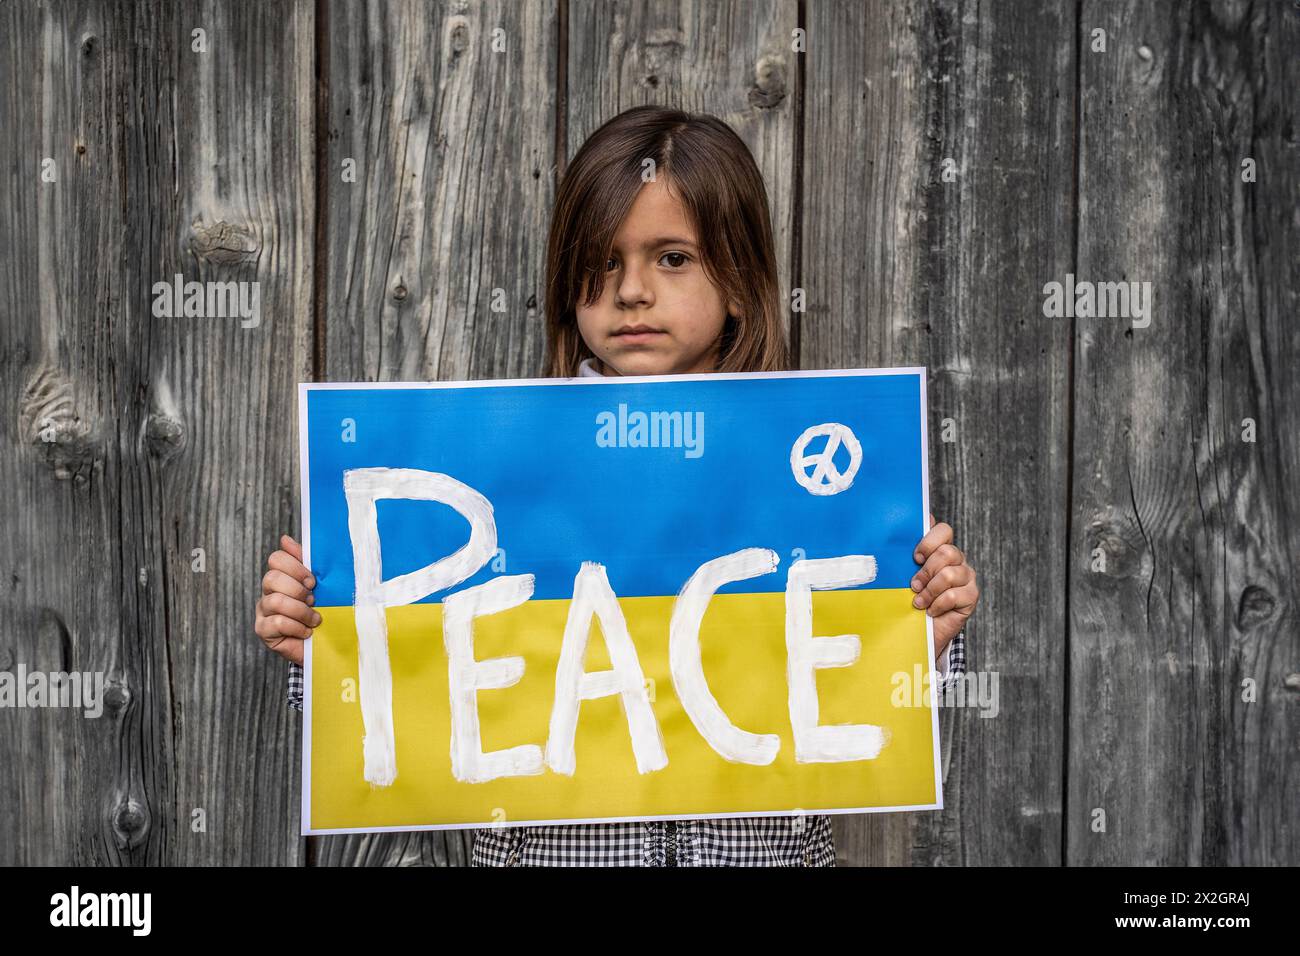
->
[567,0,800,343]
[1068,0,1299,864]
[0,0,314,864]
[159,0,316,866]
[319,0,558,386]
[801,0,1076,865]
[310,0,558,866]
[0,0,115,866]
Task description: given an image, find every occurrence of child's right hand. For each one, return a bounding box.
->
[254,534,319,666]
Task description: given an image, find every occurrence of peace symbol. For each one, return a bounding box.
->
[790,423,862,495]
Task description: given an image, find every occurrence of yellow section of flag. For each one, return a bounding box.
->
[308,588,939,830]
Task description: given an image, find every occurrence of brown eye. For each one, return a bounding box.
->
[604,257,618,272]
[662,252,689,268]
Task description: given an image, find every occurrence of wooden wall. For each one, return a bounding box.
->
[0,0,1294,866]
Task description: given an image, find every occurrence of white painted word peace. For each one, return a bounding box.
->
[343,467,883,788]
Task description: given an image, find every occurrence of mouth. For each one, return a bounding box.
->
[612,325,665,344]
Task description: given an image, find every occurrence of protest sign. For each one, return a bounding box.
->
[299,368,941,833]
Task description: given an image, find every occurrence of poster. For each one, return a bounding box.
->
[299,367,941,834]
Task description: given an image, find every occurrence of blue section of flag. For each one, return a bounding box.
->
[304,372,926,606]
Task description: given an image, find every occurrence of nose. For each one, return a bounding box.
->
[614,259,653,308]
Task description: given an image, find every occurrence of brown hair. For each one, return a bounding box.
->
[543,105,789,377]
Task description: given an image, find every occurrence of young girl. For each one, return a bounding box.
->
[255,106,979,866]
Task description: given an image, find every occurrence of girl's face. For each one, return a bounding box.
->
[576,178,736,376]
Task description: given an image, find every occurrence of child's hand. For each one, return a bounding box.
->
[254,534,318,666]
[910,515,979,658]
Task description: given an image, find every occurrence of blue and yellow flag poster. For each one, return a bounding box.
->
[299,368,942,834]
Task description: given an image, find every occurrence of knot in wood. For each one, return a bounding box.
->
[189,219,259,267]
[112,798,150,848]
[104,679,131,714]
[749,54,788,109]
[20,366,101,482]
[447,16,470,56]
[144,413,186,460]
[1085,516,1140,579]
[1236,585,1276,630]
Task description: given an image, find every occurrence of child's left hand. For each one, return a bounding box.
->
[910,515,979,659]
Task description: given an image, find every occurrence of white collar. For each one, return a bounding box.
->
[577,357,604,377]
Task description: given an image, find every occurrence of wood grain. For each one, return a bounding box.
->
[319,0,558,386]
[0,0,313,864]
[1068,0,1298,865]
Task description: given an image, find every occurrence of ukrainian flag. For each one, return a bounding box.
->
[300,369,941,833]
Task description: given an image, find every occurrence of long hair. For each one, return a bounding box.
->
[543,105,790,377]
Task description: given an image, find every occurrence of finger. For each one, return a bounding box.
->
[259,592,322,627]
[267,549,316,589]
[925,580,979,618]
[255,613,313,641]
[267,635,306,666]
[280,534,303,562]
[262,568,314,602]
[913,521,954,563]
[914,563,971,608]
[911,543,965,592]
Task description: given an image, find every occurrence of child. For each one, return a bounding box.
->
[255,105,979,866]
